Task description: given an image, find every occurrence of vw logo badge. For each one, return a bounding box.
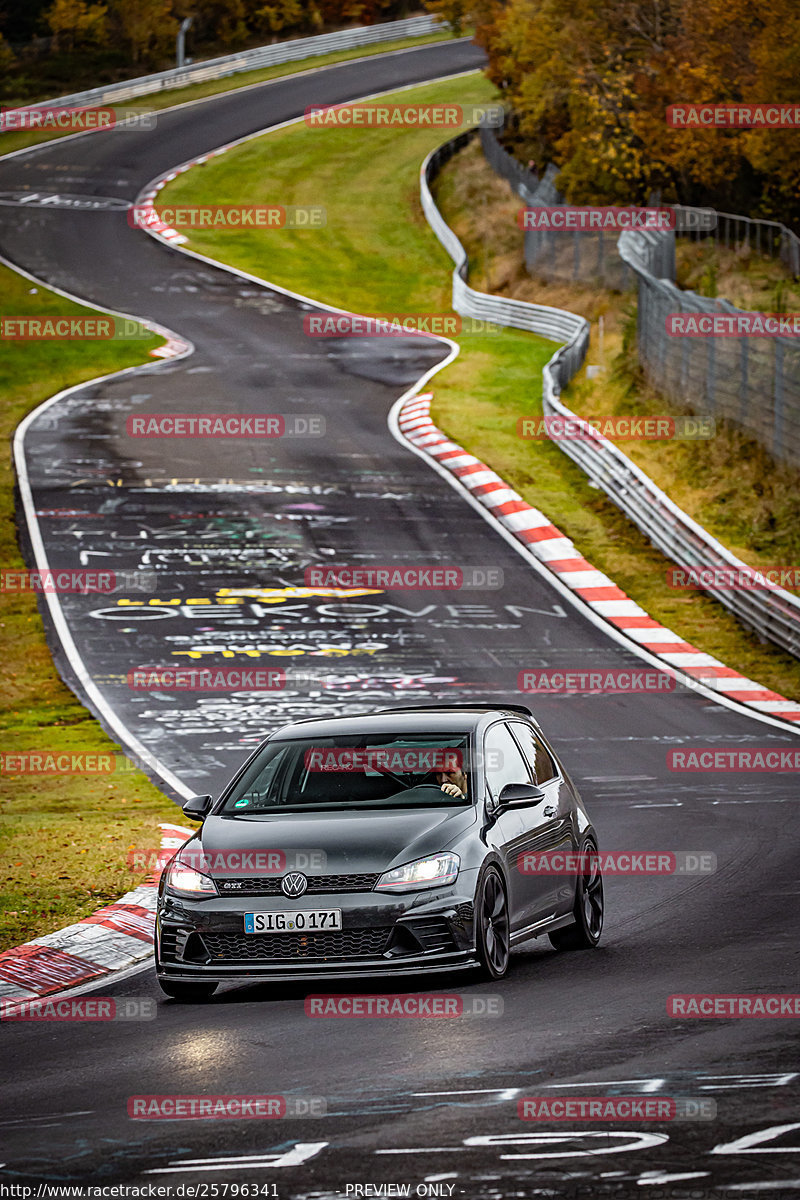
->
[281,872,308,898]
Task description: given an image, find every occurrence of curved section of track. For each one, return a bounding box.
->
[0,40,798,1194]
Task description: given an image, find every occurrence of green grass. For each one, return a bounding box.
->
[675,239,800,312]
[159,74,800,705]
[160,75,496,310]
[0,270,186,952]
[0,30,457,159]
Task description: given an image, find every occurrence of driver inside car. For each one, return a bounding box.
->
[436,764,468,798]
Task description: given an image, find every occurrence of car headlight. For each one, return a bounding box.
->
[165,855,217,896]
[376,853,460,893]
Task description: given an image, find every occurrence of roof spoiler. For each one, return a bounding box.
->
[373,703,535,717]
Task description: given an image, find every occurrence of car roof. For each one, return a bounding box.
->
[269,704,537,740]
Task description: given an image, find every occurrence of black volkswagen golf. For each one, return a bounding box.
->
[155,704,603,1000]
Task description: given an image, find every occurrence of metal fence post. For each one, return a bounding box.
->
[774,340,785,460]
[739,339,749,426]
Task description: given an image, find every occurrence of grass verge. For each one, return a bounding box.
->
[159,78,800,703]
[0,271,184,953]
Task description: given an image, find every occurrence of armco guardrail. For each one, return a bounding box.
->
[421,130,588,352]
[13,15,442,112]
[422,131,800,660]
[541,380,800,659]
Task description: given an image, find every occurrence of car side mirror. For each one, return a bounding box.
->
[498,782,546,809]
[182,793,213,820]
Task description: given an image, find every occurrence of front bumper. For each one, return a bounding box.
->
[156,877,478,983]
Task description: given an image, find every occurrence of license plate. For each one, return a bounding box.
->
[244,909,342,933]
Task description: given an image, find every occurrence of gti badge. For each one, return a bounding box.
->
[281,872,308,898]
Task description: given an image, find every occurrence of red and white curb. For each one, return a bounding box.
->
[397,393,800,725]
[130,157,219,360]
[149,332,191,359]
[0,823,194,1006]
[135,151,228,247]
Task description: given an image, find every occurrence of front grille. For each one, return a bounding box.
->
[202,927,392,961]
[216,873,379,897]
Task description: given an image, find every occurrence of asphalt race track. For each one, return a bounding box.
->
[1,38,799,1196]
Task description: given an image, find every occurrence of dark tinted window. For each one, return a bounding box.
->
[221,732,471,813]
[511,722,558,784]
[483,722,532,799]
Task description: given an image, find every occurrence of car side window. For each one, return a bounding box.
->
[510,723,558,785]
[483,722,533,801]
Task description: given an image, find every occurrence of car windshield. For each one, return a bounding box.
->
[220,732,472,813]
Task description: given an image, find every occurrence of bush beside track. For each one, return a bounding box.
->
[158,73,800,703]
[0,268,183,952]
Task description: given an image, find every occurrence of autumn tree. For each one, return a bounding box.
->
[447,0,800,223]
[424,0,466,35]
[106,0,176,63]
[44,0,109,51]
[0,32,14,72]
[253,0,304,35]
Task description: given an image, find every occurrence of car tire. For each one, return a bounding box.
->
[549,838,603,950]
[476,866,510,980]
[158,979,218,1002]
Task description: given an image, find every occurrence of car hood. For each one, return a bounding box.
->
[196,806,477,875]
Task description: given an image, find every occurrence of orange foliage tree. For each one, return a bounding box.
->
[428,0,800,225]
